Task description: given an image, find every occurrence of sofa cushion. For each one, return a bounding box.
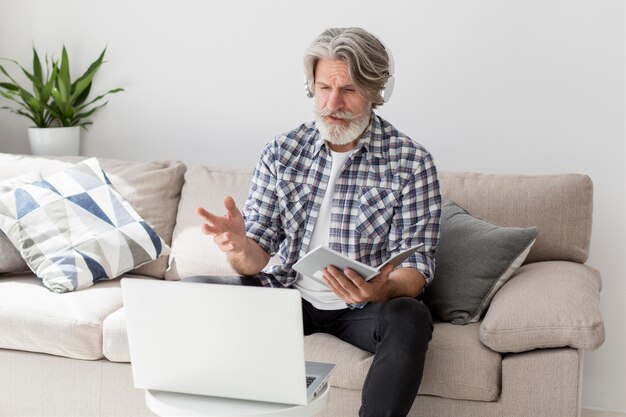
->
[103,307,131,362]
[0,273,123,359]
[424,200,537,324]
[438,172,593,264]
[98,306,501,402]
[0,158,170,293]
[165,166,255,279]
[305,322,501,402]
[479,261,605,353]
[0,153,186,278]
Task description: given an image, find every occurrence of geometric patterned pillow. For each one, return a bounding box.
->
[0,158,170,293]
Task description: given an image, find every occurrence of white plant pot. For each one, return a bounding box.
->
[28,126,81,156]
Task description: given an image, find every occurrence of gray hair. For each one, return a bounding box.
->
[303,27,391,108]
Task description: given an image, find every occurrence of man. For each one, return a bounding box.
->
[197,27,441,417]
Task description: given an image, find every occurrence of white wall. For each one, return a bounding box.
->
[0,0,624,411]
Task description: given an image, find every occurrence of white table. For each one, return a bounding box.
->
[145,383,330,417]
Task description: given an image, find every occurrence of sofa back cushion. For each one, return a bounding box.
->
[0,154,186,278]
[165,166,256,279]
[439,172,593,263]
[168,169,593,278]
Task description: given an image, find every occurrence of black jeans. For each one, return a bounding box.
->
[302,298,433,417]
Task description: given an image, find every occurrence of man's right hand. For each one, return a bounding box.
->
[196,196,271,276]
[196,196,248,254]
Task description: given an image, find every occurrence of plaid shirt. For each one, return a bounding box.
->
[244,111,441,289]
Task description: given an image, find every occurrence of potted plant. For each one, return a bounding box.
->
[0,46,123,155]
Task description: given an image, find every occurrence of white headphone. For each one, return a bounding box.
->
[304,35,395,104]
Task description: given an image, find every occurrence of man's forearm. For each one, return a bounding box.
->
[227,238,271,276]
[386,268,427,299]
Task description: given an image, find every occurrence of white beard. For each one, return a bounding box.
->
[314,106,371,146]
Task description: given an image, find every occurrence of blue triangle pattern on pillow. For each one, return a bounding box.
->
[102,170,113,186]
[66,192,114,226]
[32,179,61,195]
[109,188,136,227]
[15,188,40,219]
[76,249,108,283]
[140,220,162,256]
[68,165,106,191]
[50,250,79,290]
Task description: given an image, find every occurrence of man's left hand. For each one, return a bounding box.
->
[322,263,395,304]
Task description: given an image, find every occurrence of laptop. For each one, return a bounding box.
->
[121,278,335,405]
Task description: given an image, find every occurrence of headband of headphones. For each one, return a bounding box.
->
[304,34,395,104]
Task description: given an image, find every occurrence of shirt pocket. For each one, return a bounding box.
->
[275,181,311,235]
[355,187,400,240]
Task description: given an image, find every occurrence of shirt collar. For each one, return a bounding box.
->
[354,111,384,160]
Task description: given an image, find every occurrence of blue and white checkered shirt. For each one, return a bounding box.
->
[243,111,441,290]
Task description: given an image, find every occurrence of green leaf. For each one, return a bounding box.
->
[51,87,65,112]
[27,96,41,112]
[58,47,71,102]
[0,82,18,92]
[53,66,70,115]
[42,108,55,125]
[13,57,44,95]
[71,76,95,104]
[77,121,93,131]
[40,63,57,103]
[46,103,61,119]
[0,64,20,86]
[0,90,25,106]
[73,81,91,107]
[17,88,34,106]
[70,47,106,103]
[13,109,38,125]
[73,100,108,120]
[32,47,43,85]
[75,87,123,112]
[21,68,44,101]
[0,105,20,112]
[0,63,46,118]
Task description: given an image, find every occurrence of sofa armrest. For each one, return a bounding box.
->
[479,261,605,353]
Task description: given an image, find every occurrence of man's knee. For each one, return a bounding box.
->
[379,297,433,341]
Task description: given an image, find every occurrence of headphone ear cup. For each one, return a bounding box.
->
[304,76,314,98]
[382,75,395,103]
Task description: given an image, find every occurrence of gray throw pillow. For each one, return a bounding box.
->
[425,200,538,324]
[0,231,28,273]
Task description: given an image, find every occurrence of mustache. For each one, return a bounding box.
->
[314,107,357,121]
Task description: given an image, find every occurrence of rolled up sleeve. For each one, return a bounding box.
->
[243,143,284,256]
[389,152,441,285]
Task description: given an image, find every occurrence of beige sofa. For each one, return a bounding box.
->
[0,153,605,417]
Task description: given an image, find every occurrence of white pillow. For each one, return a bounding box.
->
[0,158,170,292]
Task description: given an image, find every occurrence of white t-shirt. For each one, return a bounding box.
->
[294,149,353,310]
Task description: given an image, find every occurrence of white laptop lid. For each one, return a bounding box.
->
[121,278,329,405]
